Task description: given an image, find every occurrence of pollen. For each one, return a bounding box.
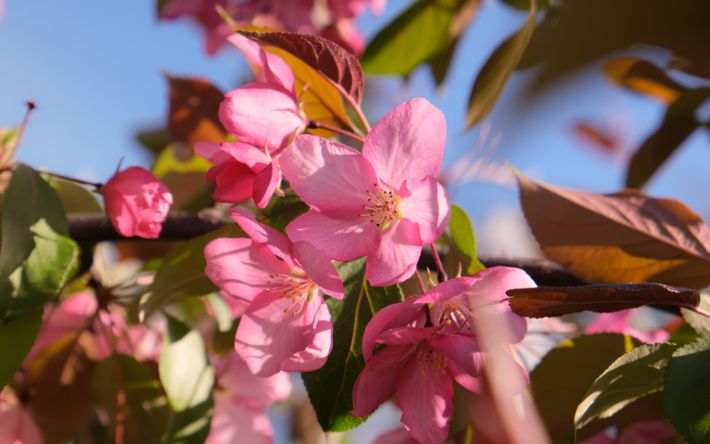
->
[416,343,447,376]
[363,183,402,230]
[265,273,317,318]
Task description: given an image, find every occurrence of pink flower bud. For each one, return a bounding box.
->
[100,167,173,239]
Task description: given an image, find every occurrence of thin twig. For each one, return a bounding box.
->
[430,243,449,281]
[307,121,365,143]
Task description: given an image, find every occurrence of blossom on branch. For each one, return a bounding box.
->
[280,98,451,286]
[352,268,534,444]
[204,208,344,376]
[100,166,173,239]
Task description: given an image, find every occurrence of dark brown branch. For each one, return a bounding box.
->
[68,213,584,287]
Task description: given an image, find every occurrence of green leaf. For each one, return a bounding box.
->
[92,354,170,444]
[500,0,548,10]
[0,310,42,388]
[362,0,459,76]
[205,293,234,333]
[465,0,536,127]
[160,316,214,443]
[260,192,309,233]
[626,88,710,189]
[682,291,710,337]
[153,144,213,212]
[46,176,102,213]
[447,204,485,275]
[574,342,678,431]
[301,259,404,432]
[530,333,638,443]
[664,336,710,444]
[0,165,78,319]
[140,225,243,316]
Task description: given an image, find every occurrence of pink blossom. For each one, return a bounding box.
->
[0,391,43,444]
[352,268,533,443]
[206,352,291,444]
[320,19,365,55]
[219,34,306,152]
[195,141,281,208]
[204,208,344,376]
[585,309,669,343]
[100,167,173,239]
[580,420,673,444]
[374,427,420,444]
[328,0,386,18]
[280,98,451,286]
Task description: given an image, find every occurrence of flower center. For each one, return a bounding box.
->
[416,343,447,376]
[266,273,317,317]
[363,184,401,230]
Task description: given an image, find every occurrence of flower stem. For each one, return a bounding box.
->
[308,121,365,143]
[331,82,371,134]
[681,303,710,320]
[414,271,427,294]
[430,244,449,281]
[43,169,103,190]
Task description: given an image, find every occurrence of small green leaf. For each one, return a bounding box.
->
[46,176,102,213]
[664,336,710,444]
[301,259,404,432]
[574,342,678,431]
[465,0,537,127]
[160,316,214,443]
[530,333,638,443]
[0,310,42,388]
[362,0,459,76]
[140,225,243,316]
[447,204,485,275]
[260,192,309,232]
[92,354,170,444]
[0,165,78,319]
[682,292,710,336]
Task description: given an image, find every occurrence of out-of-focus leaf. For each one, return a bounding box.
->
[626,88,710,189]
[516,172,710,289]
[140,225,243,317]
[0,310,42,388]
[240,31,364,104]
[530,334,638,443]
[508,283,700,318]
[664,336,710,444]
[572,121,621,155]
[136,127,175,156]
[574,343,678,430]
[465,0,536,127]
[428,0,480,85]
[166,75,227,147]
[603,57,685,104]
[46,177,102,213]
[500,0,548,10]
[446,204,485,275]
[682,292,710,336]
[520,0,710,88]
[301,259,403,432]
[0,165,78,320]
[27,335,94,444]
[92,354,170,444]
[153,144,212,211]
[205,293,233,333]
[363,0,460,76]
[160,316,214,443]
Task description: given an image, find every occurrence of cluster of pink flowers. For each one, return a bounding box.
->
[193,29,543,443]
[160,0,385,55]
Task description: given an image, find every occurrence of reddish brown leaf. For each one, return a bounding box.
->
[166,75,227,146]
[507,283,700,318]
[516,172,710,288]
[239,31,364,104]
[572,121,620,154]
[603,57,685,104]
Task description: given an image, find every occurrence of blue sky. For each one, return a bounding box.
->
[1,0,708,255]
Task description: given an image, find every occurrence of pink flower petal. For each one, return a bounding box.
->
[362,299,423,360]
[214,352,292,409]
[280,135,378,218]
[204,238,290,315]
[210,162,256,204]
[464,267,534,343]
[235,291,331,376]
[195,141,231,164]
[352,344,414,417]
[395,347,453,444]
[253,161,281,209]
[219,142,271,169]
[206,392,274,444]
[226,33,296,91]
[219,83,304,151]
[428,333,484,393]
[291,241,344,299]
[0,400,43,444]
[286,210,380,261]
[585,310,670,343]
[363,98,446,190]
[617,420,674,444]
[375,326,438,347]
[365,219,422,287]
[228,207,297,269]
[399,176,451,244]
[281,295,333,372]
[414,277,479,305]
[373,427,419,444]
